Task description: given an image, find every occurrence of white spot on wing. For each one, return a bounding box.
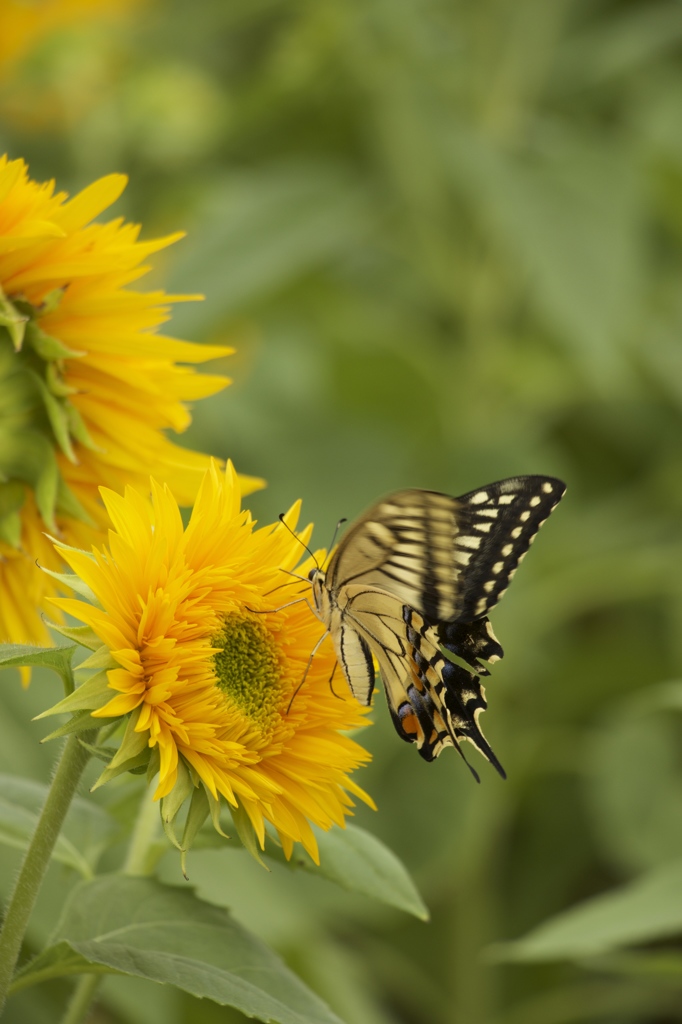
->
[470,491,489,504]
[498,494,516,505]
[542,482,553,493]
[454,550,471,565]
[511,526,522,538]
[520,511,531,522]
[530,496,541,507]
[501,544,513,557]
[457,535,481,550]
[483,580,495,592]
[492,561,504,574]
[474,521,492,533]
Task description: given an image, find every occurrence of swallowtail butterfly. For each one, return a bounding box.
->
[308,476,565,779]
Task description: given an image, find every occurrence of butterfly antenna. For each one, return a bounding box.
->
[322,519,347,570]
[278,513,319,569]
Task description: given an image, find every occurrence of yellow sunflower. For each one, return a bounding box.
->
[45,461,374,862]
[0,155,258,652]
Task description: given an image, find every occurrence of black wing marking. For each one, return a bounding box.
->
[451,475,566,620]
[437,617,503,677]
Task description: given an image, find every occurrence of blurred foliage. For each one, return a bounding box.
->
[3,0,682,1022]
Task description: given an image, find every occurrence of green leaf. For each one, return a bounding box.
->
[279,825,429,921]
[0,642,76,682]
[16,876,344,1024]
[493,860,682,962]
[0,774,118,879]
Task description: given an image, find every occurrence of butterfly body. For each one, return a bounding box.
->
[309,476,565,778]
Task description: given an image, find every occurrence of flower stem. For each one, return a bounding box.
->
[0,733,94,1013]
[59,974,100,1024]
[123,782,160,877]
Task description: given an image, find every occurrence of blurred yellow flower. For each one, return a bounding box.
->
[0,155,257,653]
[50,461,374,863]
[0,0,135,75]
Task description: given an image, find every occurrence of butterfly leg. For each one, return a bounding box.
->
[286,630,330,714]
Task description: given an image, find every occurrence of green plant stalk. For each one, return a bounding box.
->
[59,783,161,1024]
[59,974,100,1024]
[0,732,95,1013]
[123,782,161,877]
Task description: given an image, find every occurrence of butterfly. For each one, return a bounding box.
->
[308,476,566,780]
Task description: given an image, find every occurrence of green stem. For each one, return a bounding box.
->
[0,733,94,1014]
[55,781,161,1024]
[123,782,160,877]
[59,974,100,1024]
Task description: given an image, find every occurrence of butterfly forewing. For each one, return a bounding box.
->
[451,475,566,620]
[325,490,463,621]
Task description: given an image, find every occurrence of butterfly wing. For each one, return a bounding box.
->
[325,476,565,624]
[339,585,505,777]
[449,475,566,620]
[321,475,565,774]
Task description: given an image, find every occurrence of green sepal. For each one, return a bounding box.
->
[38,287,66,316]
[108,707,147,766]
[91,748,151,789]
[65,404,99,452]
[34,669,112,719]
[42,709,115,742]
[29,370,76,463]
[35,447,59,531]
[146,745,161,785]
[0,296,28,351]
[0,642,76,683]
[0,510,21,547]
[46,622,101,651]
[79,646,117,671]
[162,758,194,829]
[78,740,118,764]
[229,799,268,870]
[207,790,230,840]
[90,708,150,788]
[26,320,83,360]
[46,361,77,397]
[0,481,24,547]
[55,477,94,526]
[40,568,98,604]
[180,786,211,878]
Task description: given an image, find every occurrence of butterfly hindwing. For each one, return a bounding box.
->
[336,586,505,776]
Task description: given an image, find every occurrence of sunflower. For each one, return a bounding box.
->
[0,155,257,652]
[45,461,374,862]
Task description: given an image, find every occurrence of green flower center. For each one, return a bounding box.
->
[212,614,283,732]
[0,287,92,544]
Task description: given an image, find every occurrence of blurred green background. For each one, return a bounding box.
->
[4,1,682,1021]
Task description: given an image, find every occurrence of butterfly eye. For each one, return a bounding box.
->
[308,569,317,581]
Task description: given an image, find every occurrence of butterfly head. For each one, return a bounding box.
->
[308,567,332,624]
